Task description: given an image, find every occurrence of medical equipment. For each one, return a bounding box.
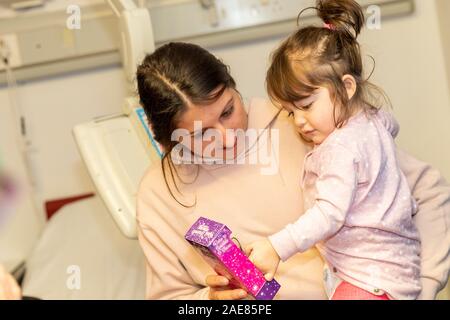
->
[0,0,415,85]
[73,111,161,238]
[73,0,158,238]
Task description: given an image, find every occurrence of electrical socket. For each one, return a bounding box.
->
[0,33,22,71]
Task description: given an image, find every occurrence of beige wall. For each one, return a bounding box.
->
[436,0,450,97]
[364,0,450,181]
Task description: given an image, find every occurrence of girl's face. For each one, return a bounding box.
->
[284,87,340,146]
[175,87,248,160]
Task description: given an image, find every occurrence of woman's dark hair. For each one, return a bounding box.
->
[136,42,236,206]
[267,0,389,128]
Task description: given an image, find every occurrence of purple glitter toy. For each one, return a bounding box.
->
[185,217,281,300]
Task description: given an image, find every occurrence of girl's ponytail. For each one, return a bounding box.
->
[267,0,390,129]
[316,0,365,40]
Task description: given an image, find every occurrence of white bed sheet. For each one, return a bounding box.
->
[21,196,146,299]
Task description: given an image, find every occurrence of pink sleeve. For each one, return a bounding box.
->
[270,143,359,261]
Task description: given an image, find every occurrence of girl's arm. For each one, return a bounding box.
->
[270,143,358,261]
[397,149,450,300]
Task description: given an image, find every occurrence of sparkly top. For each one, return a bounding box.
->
[270,109,422,300]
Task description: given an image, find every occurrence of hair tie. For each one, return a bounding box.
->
[323,22,336,31]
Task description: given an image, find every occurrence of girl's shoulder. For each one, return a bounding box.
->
[335,108,399,141]
[316,113,378,161]
[370,109,400,138]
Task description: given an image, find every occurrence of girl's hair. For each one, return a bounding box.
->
[267,0,389,128]
[136,42,236,207]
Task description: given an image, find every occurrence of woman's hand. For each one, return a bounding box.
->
[246,238,281,281]
[0,265,21,300]
[206,275,248,300]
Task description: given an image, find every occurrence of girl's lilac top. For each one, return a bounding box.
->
[269,110,422,300]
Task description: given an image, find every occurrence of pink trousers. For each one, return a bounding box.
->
[331,281,391,300]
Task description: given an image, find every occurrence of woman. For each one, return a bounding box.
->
[136,42,450,300]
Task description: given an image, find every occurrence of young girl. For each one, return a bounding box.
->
[247,0,421,300]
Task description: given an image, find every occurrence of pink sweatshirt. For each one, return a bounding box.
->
[270,110,422,300]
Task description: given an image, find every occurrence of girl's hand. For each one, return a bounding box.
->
[245,238,281,281]
[206,275,248,300]
[0,265,22,300]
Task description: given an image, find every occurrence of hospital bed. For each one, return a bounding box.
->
[21,196,146,299]
[72,0,158,239]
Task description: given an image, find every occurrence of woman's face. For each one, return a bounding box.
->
[175,87,248,161]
